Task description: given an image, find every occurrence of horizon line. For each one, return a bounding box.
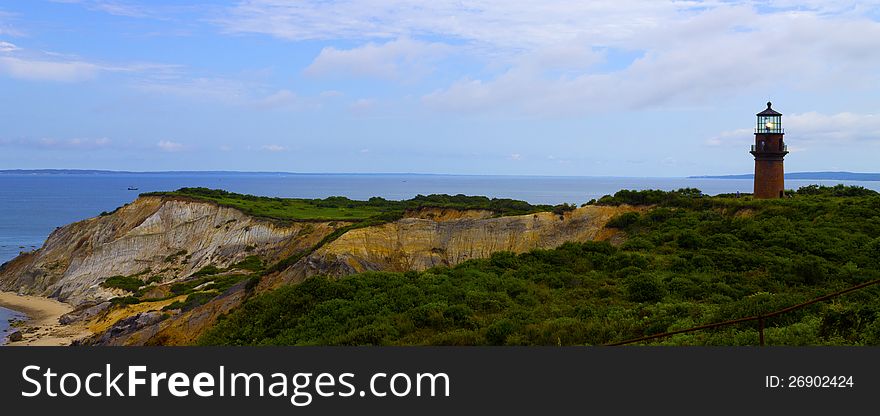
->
[1,168,876,179]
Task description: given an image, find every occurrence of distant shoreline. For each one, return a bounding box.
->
[690,172,880,181]
[3,169,880,181]
[0,170,685,178]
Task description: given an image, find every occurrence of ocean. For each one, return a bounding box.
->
[2,172,880,265]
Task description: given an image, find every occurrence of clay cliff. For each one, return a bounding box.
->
[0,196,344,305]
[0,196,638,345]
[271,205,632,286]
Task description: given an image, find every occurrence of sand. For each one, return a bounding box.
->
[0,291,91,346]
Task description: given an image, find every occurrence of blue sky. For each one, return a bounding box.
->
[1,0,879,176]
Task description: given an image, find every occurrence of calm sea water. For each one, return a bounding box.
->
[1,172,880,265]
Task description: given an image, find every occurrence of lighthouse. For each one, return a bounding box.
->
[750,102,788,199]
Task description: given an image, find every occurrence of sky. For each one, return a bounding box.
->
[1,1,879,176]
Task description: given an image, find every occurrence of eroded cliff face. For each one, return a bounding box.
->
[267,205,638,287]
[2,197,638,346]
[0,196,343,305]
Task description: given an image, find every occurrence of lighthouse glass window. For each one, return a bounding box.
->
[757,115,782,133]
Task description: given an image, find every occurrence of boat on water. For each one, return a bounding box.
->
[127,186,139,190]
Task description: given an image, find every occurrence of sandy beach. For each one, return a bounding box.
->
[0,291,90,346]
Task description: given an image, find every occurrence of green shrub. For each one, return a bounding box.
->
[675,230,702,249]
[192,265,221,277]
[552,203,577,215]
[162,291,218,312]
[170,281,198,295]
[607,212,640,229]
[485,319,516,345]
[233,256,264,272]
[143,188,553,222]
[110,296,141,306]
[101,275,144,292]
[796,184,877,197]
[625,274,666,303]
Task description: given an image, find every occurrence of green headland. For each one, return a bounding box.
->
[198,184,880,346]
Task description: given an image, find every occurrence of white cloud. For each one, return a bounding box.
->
[521,43,605,73]
[706,128,753,147]
[136,79,319,110]
[0,56,100,82]
[89,2,152,18]
[0,40,180,83]
[786,112,880,142]
[218,1,880,47]
[349,98,377,113]
[49,0,162,19]
[304,37,451,80]
[0,41,17,53]
[157,140,185,152]
[509,153,523,161]
[217,1,684,49]
[260,144,287,152]
[320,90,344,98]
[0,10,24,37]
[251,89,299,109]
[209,1,880,115]
[0,137,113,150]
[69,137,111,147]
[134,76,248,102]
[707,112,880,148]
[420,6,880,115]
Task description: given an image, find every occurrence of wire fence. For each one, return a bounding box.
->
[604,277,880,346]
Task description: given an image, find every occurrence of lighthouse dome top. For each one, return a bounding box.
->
[757,101,782,116]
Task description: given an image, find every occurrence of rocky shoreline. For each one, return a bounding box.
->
[1,306,25,344]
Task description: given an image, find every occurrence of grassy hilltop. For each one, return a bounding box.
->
[93,188,562,311]
[144,187,562,222]
[198,184,880,346]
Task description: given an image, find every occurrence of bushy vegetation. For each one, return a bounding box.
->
[162,292,218,313]
[101,275,145,292]
[105,256,264,310]
[795,184,878,197]
[170,272,252,296]
[100,269,152,292]
[232,255,264,272]
[143,187,554,222]
[199,186,880,346]
[597,188,705,206]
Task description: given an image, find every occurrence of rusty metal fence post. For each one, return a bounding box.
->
[758,317,765,346]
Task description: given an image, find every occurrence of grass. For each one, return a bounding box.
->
[143,188,405,221]
[143,187,556,222]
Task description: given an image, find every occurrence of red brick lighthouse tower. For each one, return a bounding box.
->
[750,102,788,199]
